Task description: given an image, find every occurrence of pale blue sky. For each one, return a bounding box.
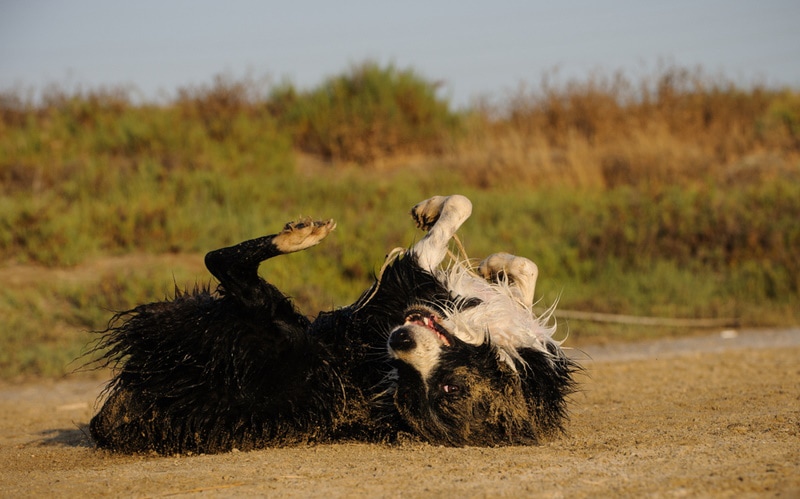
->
[1,0,798,107]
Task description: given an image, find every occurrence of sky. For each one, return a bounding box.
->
[1,0,799,108]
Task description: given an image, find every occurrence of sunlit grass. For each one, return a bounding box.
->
[1,62,798,379]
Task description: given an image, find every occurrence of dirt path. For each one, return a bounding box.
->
[1,329,798,498]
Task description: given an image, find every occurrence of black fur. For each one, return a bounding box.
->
[89,221,577,454]
[391,340,575,446]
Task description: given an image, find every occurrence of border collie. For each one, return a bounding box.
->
[89,195,577,454]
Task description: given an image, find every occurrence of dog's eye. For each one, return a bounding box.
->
[442,384,461,395]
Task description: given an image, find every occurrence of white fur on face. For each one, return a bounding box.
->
[389,259,561,385]
[388,324,445,385]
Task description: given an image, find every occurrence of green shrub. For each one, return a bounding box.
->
[269,62,459,163]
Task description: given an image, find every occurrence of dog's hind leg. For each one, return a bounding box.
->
[409,195,472,271]
[478,253,539,307]
[204,218,335,307]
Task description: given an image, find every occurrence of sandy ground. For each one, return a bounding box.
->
[1,328,798,498]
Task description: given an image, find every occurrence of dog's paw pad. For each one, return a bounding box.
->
[410,196,449,231]
[410,195,473,231]
[478,253,538,283]
[479,252,539,306]
[274,218,336,253]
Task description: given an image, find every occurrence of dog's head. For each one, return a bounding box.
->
[386,267,576,446]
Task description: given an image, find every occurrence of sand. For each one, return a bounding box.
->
[1,329,798,497]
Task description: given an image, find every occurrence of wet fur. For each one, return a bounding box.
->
[89,197,578,454]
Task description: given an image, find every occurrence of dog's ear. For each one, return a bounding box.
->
[514,345,577,434]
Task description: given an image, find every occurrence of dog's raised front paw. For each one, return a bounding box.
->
[273,218,336,253]
[410,195,471,231]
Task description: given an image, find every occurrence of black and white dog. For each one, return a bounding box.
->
[90,195,577,454]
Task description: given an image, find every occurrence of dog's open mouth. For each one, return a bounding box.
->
[404,307,453,347]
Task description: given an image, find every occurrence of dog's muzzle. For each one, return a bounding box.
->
[388,307,454,354]
[388,309,457,381]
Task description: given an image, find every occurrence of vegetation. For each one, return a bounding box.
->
[269,62,459,163]
[1,62,798,380]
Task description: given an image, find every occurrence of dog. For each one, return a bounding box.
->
[89,195,577,454]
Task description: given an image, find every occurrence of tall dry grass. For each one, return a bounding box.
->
[449,65,800,189]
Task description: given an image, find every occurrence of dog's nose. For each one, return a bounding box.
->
[388,328,415,351]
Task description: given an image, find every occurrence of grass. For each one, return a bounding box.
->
[1,62,798,380]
